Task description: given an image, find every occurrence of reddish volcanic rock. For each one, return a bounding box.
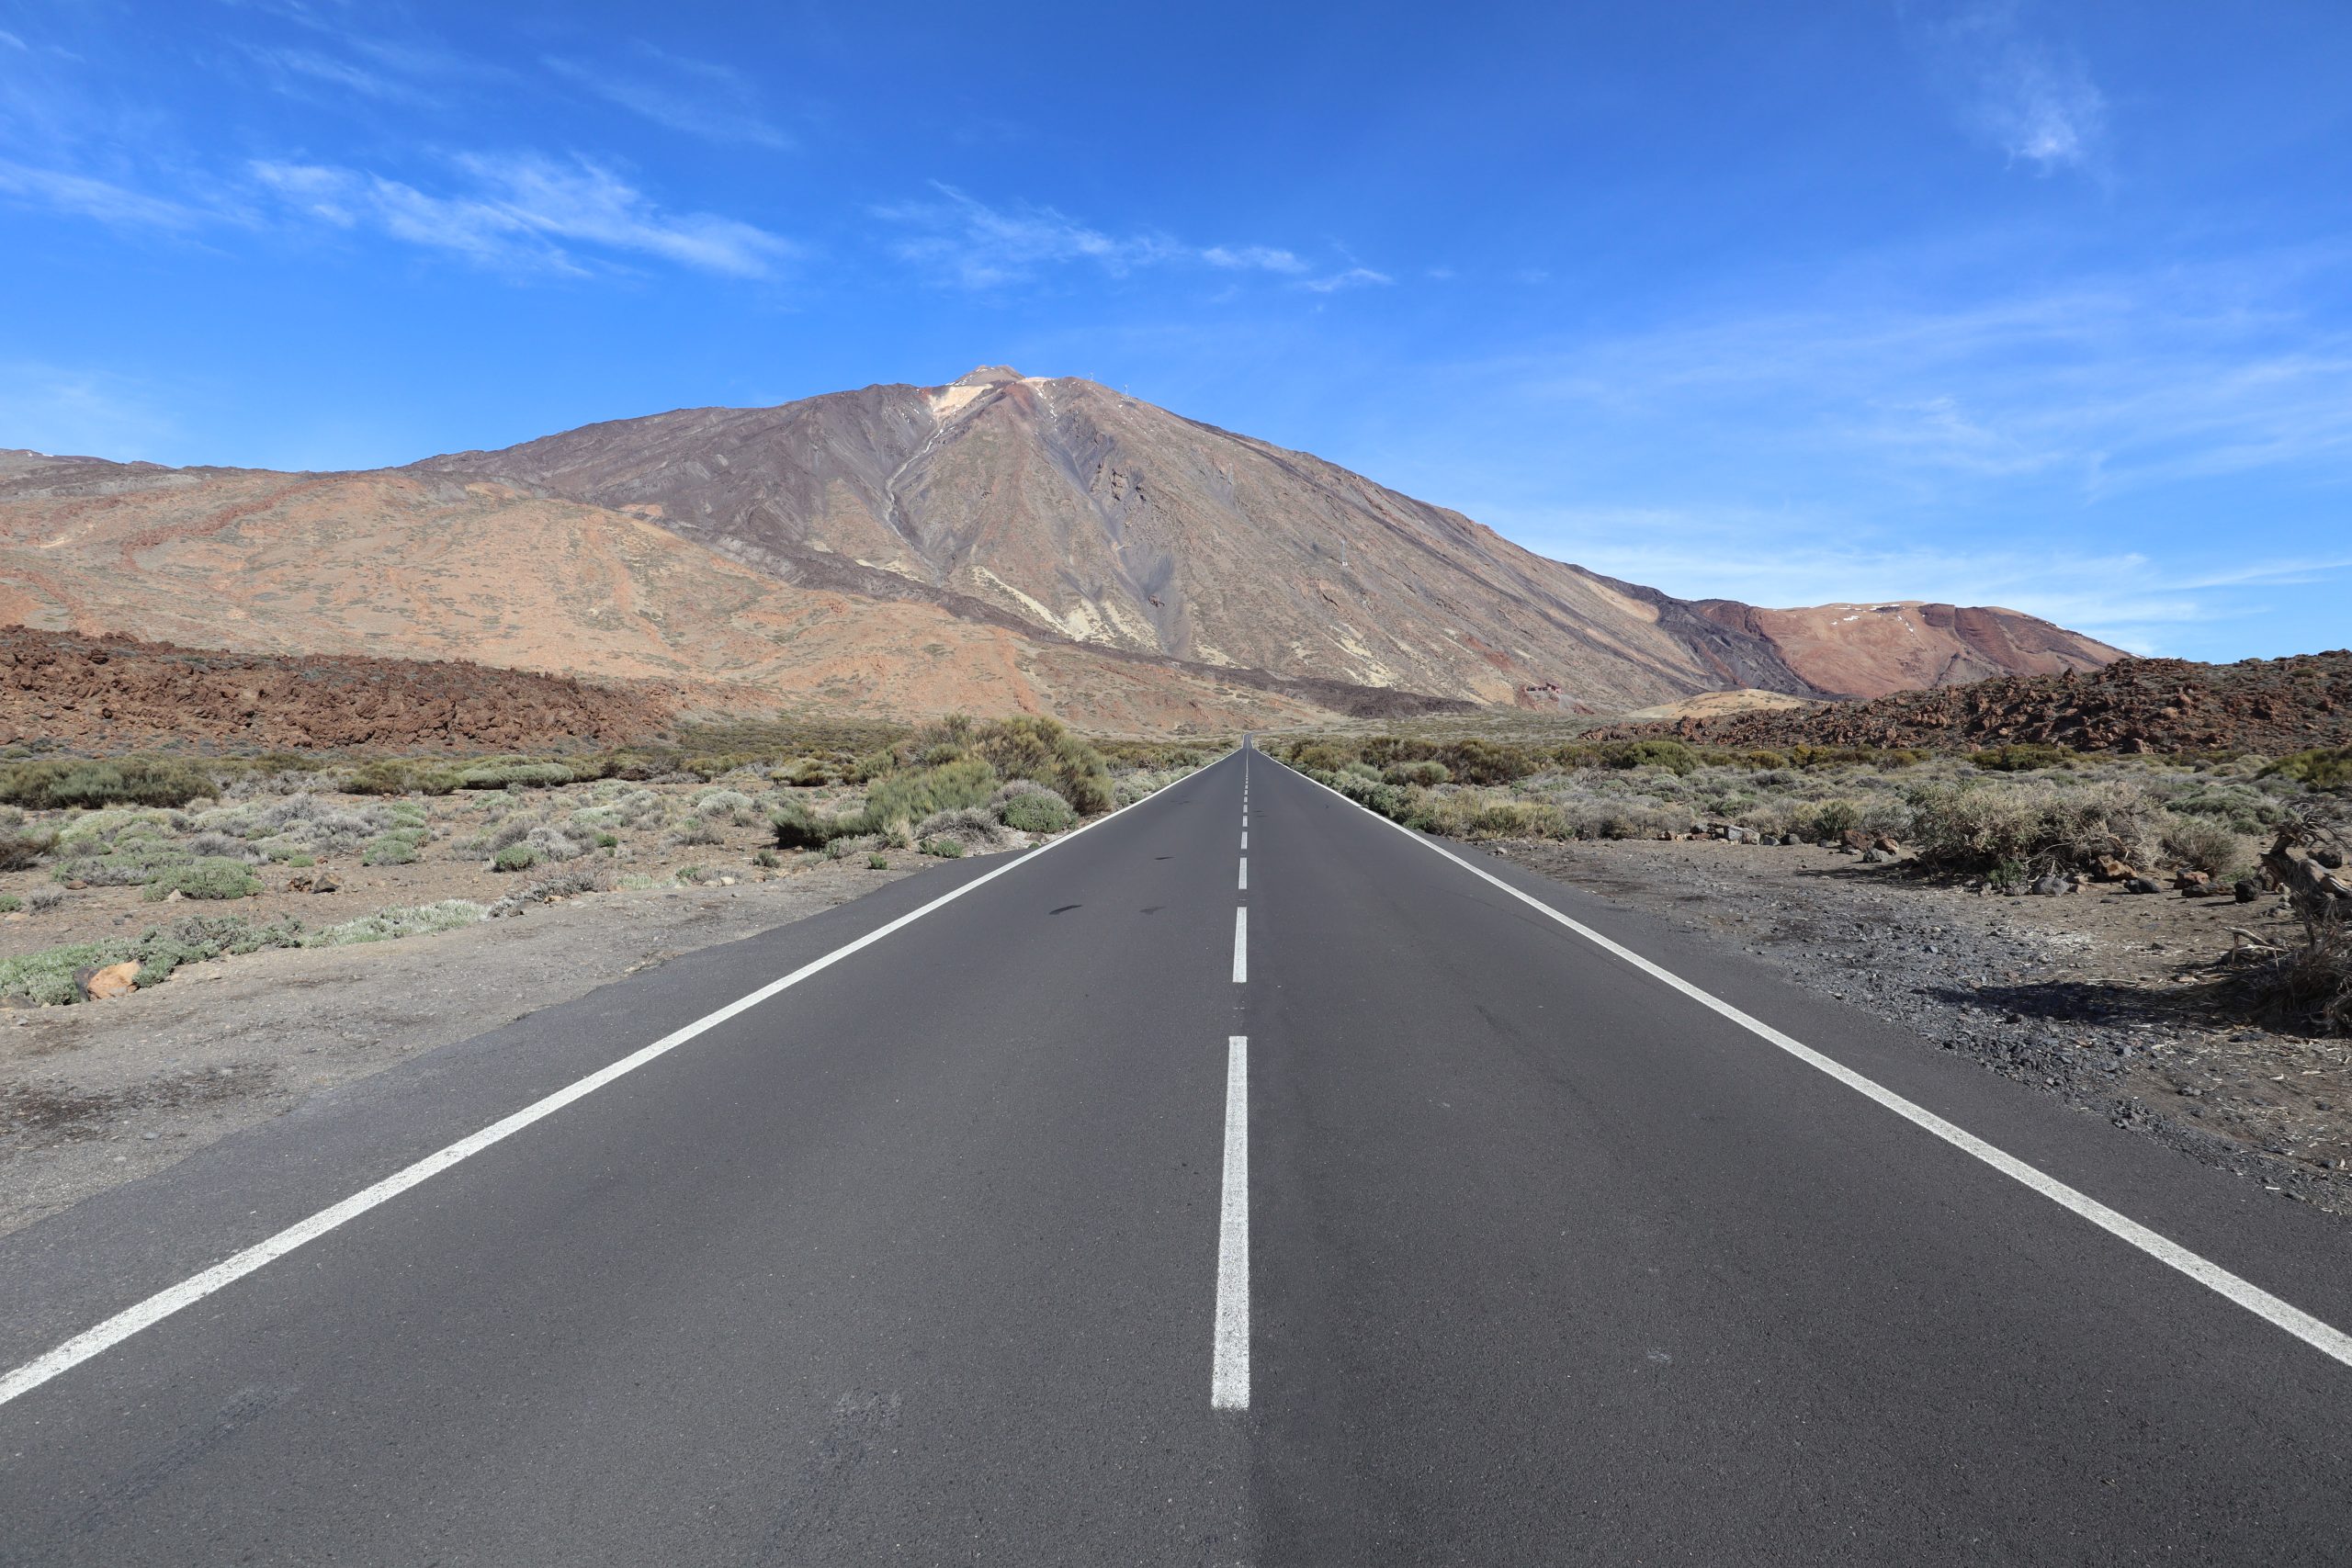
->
[1598,653,2352,756]
[0,627,673,752]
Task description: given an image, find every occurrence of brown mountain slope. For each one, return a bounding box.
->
[0,456,1343,733]
[0,371,2128,731]
[413,368,1835,710]
[1687,600,2127,699]
[1600,653,2352,756]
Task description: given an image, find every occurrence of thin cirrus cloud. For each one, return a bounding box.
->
[1915,2,2108,175]
[542,47,793,150]
[877,185,1386,295]
[0,159,212,231]
[252,152,797,278]
[241,43,435,105]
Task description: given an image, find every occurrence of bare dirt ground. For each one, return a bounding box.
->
[1503,836,2352,1214]
[0,857,918,1237]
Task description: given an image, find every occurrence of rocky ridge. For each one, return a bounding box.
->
[1603,652,2352,755]
[0,627,673,751]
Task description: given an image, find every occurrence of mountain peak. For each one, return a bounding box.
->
[952,366,1024,387]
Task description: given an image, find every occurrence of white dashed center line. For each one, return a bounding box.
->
[1211,1034,1250,1410]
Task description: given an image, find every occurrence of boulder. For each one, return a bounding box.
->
[2234,876,2264,903]
[2030,874,2075,896]
[2096,857,2134,883]
[2175,871,2214,897]
[2124,875,2165,895]
[76,960,141,1001]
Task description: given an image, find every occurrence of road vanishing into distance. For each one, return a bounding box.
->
[6,743,2352,1563]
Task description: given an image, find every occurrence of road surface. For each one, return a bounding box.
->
[5,744,2352,1563]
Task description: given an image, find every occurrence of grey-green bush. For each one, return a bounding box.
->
[141,858,262,900]
[1000,790,1078,833]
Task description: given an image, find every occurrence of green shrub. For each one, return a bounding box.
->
[0,829,53,870]
[0,895,20,914]
[752,848,779,868]
[1425,795,1569,840]
[2160,814,2252,875]
[865,852,888,869]
[0,940,141,1005]
[921,837,966,858]
[596,832,620,849]
[772,797,854,850]
[492,843,538,873]
[0,916,307,1004]
[361,831,424,866]
[958,715,1114,815]
[1384,761,1450,787]
[1001,790,1078,834]
[2268,748,2352,791]
[1970,744,2075,773]
[142,857,262,900]
[1601,739,1701,776]
[861,757,999,833]
[458,761,577,790]
[340,758,464,795]
[1906,778,2162,874]
[0,755,220,810]
[1795,799,1865,841]
[306,900,488,947]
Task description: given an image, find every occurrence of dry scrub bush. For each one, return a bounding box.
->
[2159,815,2255,876]
[1905,778,2165,874]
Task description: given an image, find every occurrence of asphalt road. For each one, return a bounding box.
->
[6,744,2352,1564]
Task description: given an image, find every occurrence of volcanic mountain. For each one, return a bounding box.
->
[0,369,2124,728]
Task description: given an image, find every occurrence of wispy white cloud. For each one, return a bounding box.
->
[1917,2,2108,175]
[1498,263,2352,497]
[1204,244,1308,275]
[1302,265,1394,293]
[543,45,792,150]
[876,185,1179,288]
[253,152,797,277]
[877,185,1385,295]
[241,43,430,104]
[0,159,211,229]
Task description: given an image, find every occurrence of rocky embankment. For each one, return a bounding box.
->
[0,627,673,751]
[1602,651,2352,756]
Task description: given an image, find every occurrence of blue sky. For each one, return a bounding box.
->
[3,0,2347,660]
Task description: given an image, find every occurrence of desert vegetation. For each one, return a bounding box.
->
[0,716,1217,1007]
[1267,730,2352,1033]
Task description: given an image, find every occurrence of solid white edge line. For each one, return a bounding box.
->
[1238,856,1248,892]
[0,751,1240,1411]
[1211,1033,1250,1410]
[1231,906,1249,983]
[1277,758,2352,1372]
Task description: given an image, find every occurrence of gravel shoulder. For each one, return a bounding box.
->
[0,859,916,1236]
[1498,836,2352,1215]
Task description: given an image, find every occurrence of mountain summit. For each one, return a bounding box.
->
[0,370,2122,729]
[414,369,2120,707]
